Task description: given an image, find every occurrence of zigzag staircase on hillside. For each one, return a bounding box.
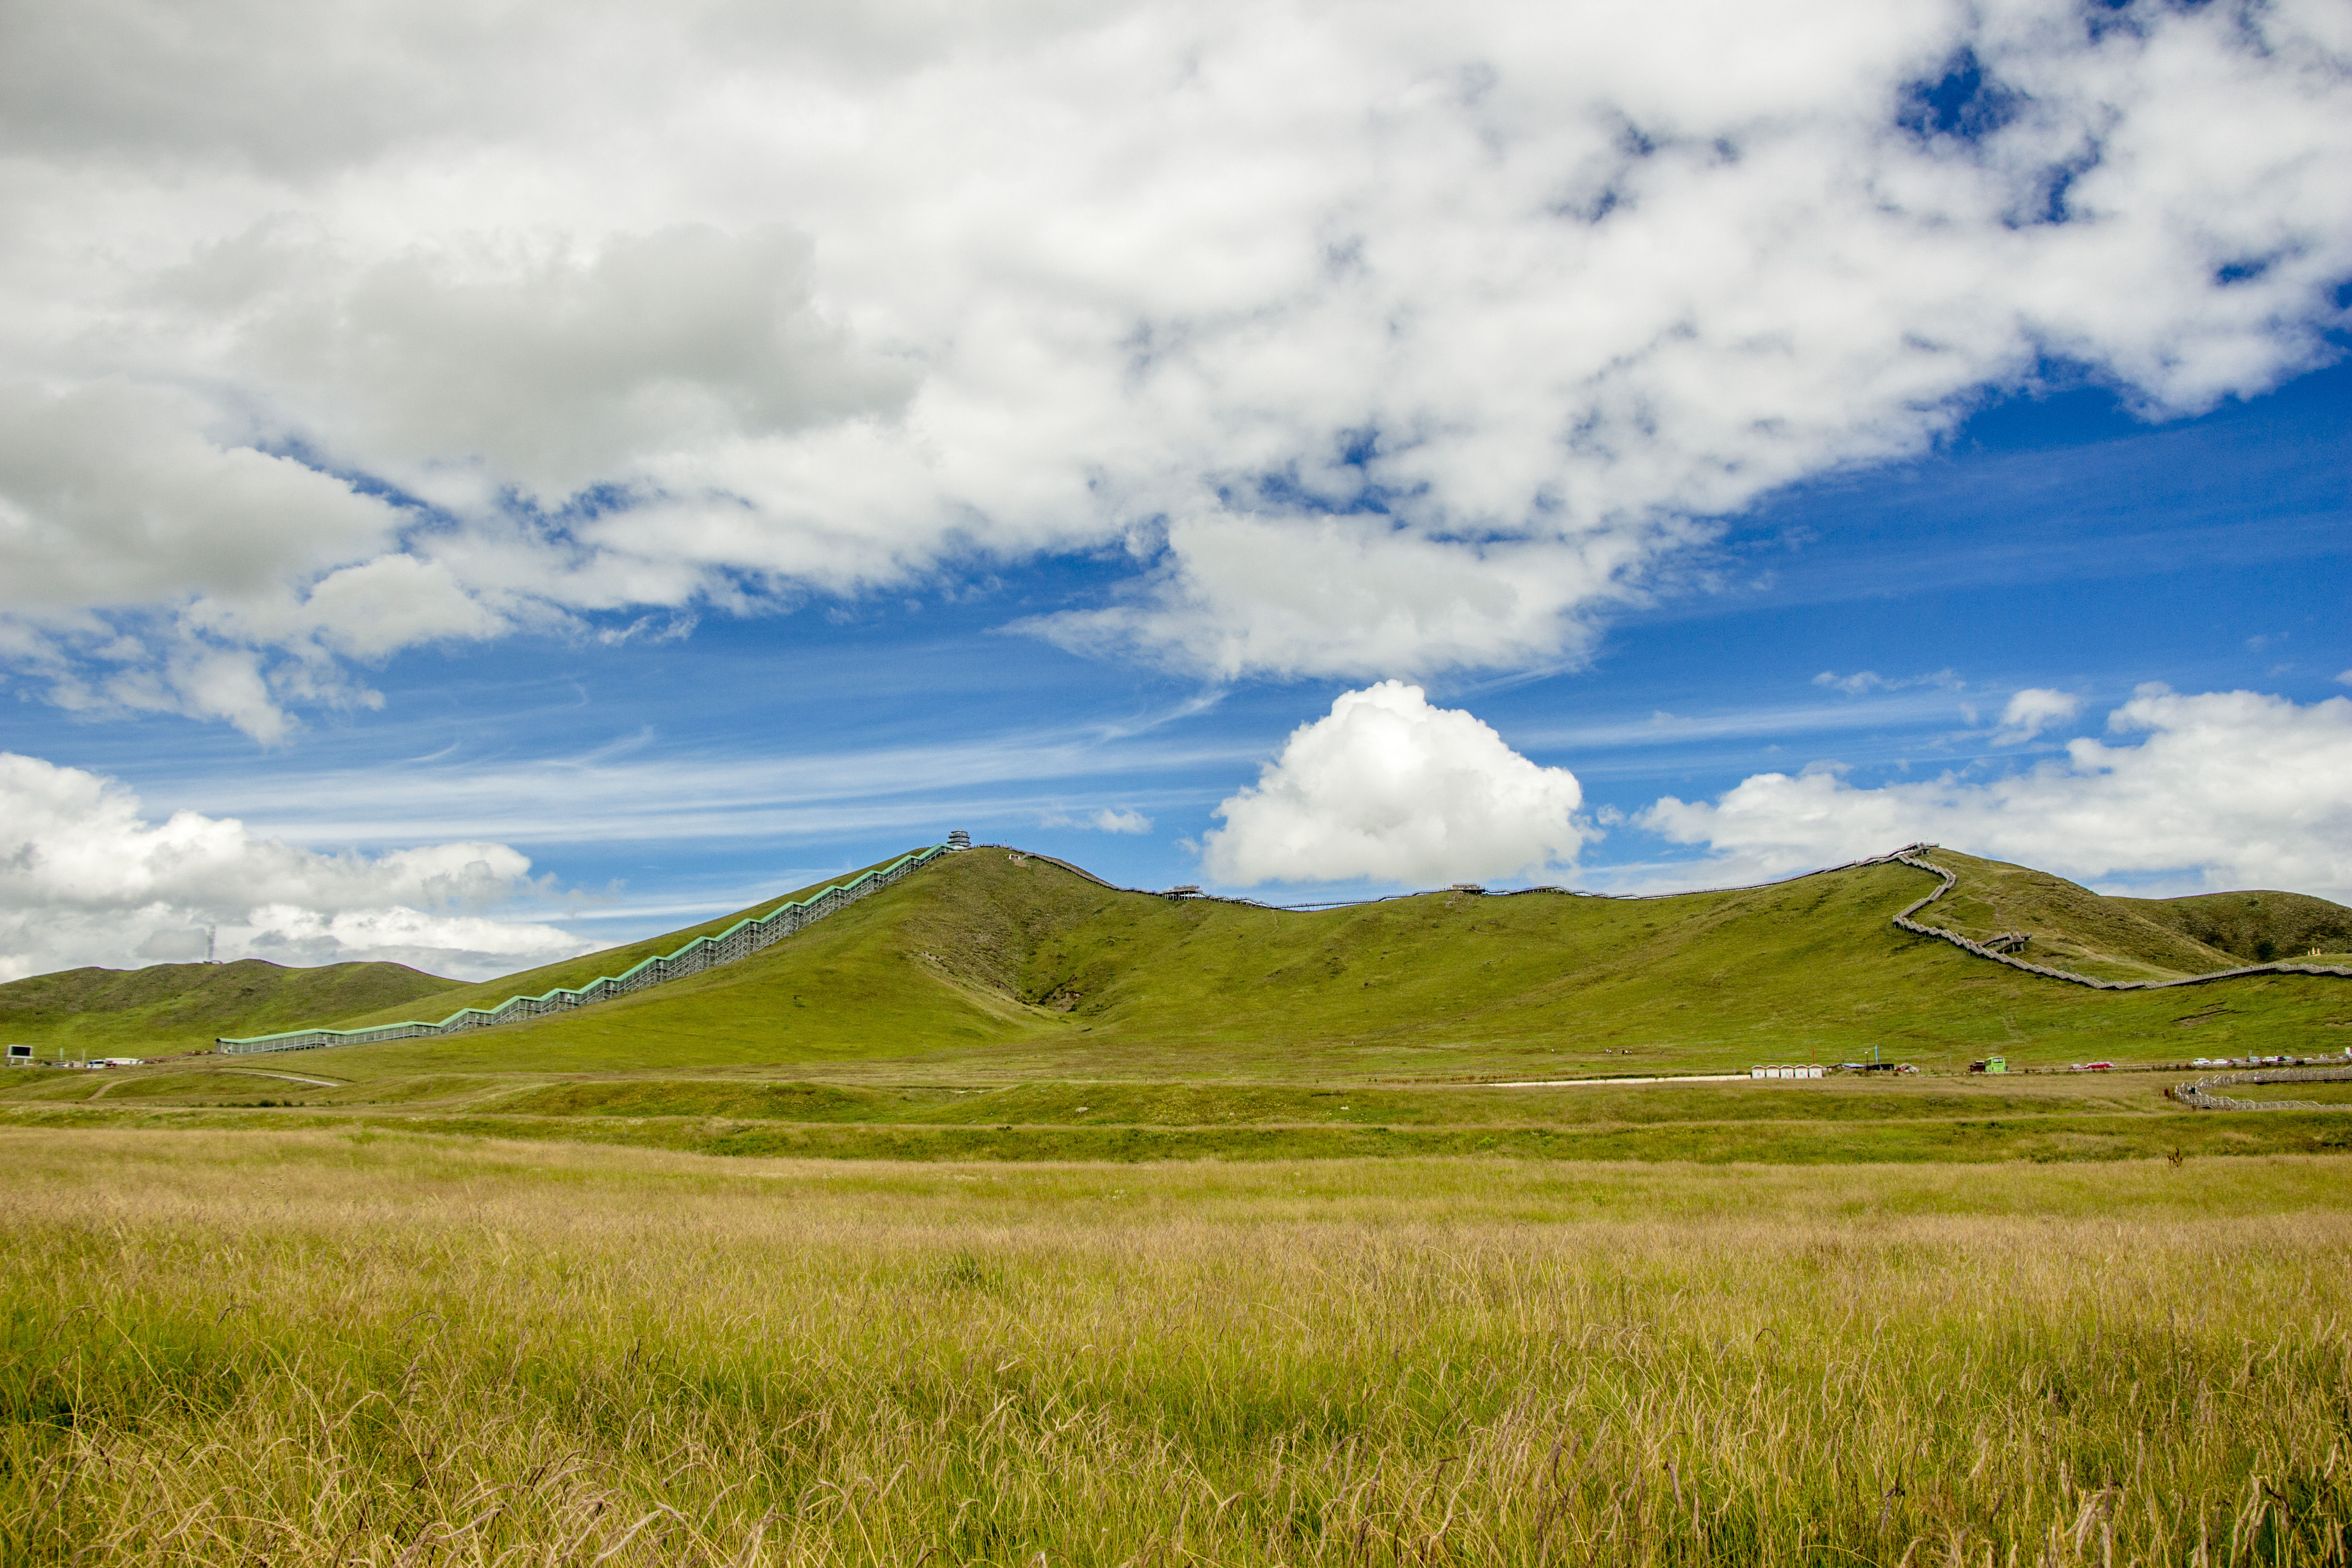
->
[217,844,953,1055]
[1883,846,2352,991]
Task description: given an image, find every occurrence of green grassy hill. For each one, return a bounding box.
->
[11,845,2351,1090]
[0,853,927,1061]
[1898,853,2241,980]
[1910,853,2352,976]
[12,843,2352,1166]
[2117,888,2352,964]
[105,843,2351,1083]
[317,851,932,1034]
[0,959,461,1061]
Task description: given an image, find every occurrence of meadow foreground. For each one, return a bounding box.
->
[3,1128,2348,1565]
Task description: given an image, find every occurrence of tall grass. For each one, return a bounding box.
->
[3,1129,2349,1564]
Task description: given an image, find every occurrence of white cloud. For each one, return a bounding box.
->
[1637,687,2352,901]
[0,381,403,609]
[1041,805,1155,834]
[231,225,914,499]
[2,0,2349,715]
[1812,669,1964,699]
[1030,514,1672,679]
[1992,686,2081,745]
[0,380,529,740]
[1203,681,1587,886]
[0,752,594,982]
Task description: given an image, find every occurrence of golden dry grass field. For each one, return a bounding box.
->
[5,1127,2349,1565]
[9,848,2352,1562]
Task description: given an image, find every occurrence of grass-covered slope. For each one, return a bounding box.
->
[292,847,1105,1073]
[0,852,932,1060]
[1906,852,2352,975]
[1900,851,2244,980]
[0,959,461,1060]
[2118,888,2352,964]
[318,849,938,1033]
[19,843,2349,1081]
[258,845,2352,1082]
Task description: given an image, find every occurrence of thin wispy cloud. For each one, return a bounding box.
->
[1509,689,1978,754]
[159,730,1257,847]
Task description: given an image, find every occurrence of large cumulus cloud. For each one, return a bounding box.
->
[1203,681,1588,886]
[2,0,2348,735]
[0,752,593,980]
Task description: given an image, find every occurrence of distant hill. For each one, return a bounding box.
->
[2114,890,2352,965]
[0,959,461,1060]
[15,846,2351,1078]
[183,844,2352,1079]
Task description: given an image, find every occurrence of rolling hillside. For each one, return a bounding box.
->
[0,853,928,1061]
[9,845,2351,1079]
[314,849,934,1034]
[2117,889,2352,965]
[153,845,2352,1080]
[0,959,461,1060]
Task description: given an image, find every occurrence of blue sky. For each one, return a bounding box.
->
[2,0,2349,980]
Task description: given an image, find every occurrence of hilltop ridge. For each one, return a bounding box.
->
[2118,889,2352,965]
[5,844,2349,1073]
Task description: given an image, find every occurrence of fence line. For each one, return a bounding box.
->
[2169,1065,2352,1111]
[216,844,952,1055]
